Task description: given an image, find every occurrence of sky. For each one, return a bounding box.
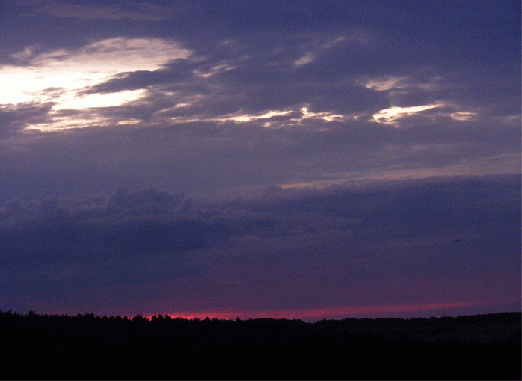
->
[0,0,520,321]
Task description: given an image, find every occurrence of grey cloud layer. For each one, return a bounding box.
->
[1,117,519,204]
[0,102,53,137]
[1,175,519,315]
[1,0,519,202]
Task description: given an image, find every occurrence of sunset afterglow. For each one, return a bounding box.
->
[1,0,519,322]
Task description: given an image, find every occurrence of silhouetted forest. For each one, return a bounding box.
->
[2,310,520,380]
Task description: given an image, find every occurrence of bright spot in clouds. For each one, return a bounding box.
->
[450,111,478,121]
[358,75,443,93]
[372,104,441,125]
[57,90,147,110]
[1,37,191,129]
[361,76,409,91]
[225,107,345,124]
[227,110,293,123]
[294,52,315,66]
[298,106,345,122]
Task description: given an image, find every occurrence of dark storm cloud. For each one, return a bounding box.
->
[0,187,276,260]
[0,187,273,301]
[1,175,520,315]
[0,102,53,137]
[80,60,196,95]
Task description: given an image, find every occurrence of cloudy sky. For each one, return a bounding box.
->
[0,0,520,320]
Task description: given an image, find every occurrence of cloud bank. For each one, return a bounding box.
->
[1,175,519,318]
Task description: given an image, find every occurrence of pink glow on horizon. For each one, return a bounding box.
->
[145,300,500,321]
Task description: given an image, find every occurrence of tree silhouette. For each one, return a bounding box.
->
[0,311,520,380]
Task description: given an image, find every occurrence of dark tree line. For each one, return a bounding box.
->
[1,310,520,380]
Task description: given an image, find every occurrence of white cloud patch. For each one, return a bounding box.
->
[294,52,315,66]
[226,110,293,123]
[221,106,348,126]
[193,63,237,78]
[357,75,443,92]
[361,76,409,91]
[293,106,346,123]
[165,104,351,129]
[1,38,191,130]
[450,111,478,121]
[358,75,481,126]
[293,32,370,68]
[371,104,441,125]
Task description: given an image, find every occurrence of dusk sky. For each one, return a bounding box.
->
[0,0,520,321]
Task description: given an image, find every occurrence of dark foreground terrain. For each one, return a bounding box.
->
[1,311,520,380]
